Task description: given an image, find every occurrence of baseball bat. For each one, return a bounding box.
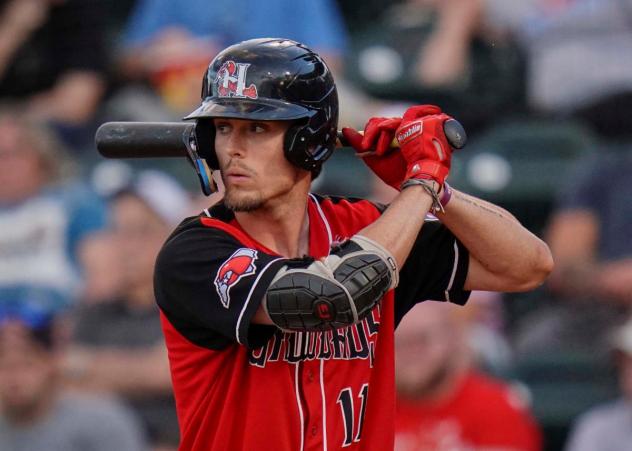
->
[95,119,467,159]
[95,122,196,159]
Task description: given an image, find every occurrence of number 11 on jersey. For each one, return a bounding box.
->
[336,383,369,447]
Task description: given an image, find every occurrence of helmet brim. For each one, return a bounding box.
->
[184,97,313,121]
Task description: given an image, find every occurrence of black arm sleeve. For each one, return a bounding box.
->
[394,217,470,327]
[154,222,287,350]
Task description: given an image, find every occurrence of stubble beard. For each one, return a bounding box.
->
[223,186,264,212]
[220,161,265,212]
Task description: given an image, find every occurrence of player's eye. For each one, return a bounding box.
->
[215,123,231,134]
[250,123,266,133]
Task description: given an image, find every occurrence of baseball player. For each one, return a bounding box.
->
[153,38,553,450]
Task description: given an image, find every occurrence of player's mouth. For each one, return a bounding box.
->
[224,165,255,184]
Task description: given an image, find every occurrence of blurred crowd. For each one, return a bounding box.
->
[0,0,631,450]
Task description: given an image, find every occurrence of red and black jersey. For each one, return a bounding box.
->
[154,194,470,451]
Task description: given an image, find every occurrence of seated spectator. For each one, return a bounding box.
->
[0,299,146,451]
[564,316,632,451]
[117,0,345,112]
[395,302,542,451]
[458,290,514,374]
[0,0,107,148]
[485,0,632,139]
[408,0,486,88]
[77,230,125,304]
[347,0,526,134]
[515,148,632,355]
[65,170,194,450]
[109,0,384,128]
[0,109,107,311]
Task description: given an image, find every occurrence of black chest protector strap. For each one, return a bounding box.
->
[264,235,398,331]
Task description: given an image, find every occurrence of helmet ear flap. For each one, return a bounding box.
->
[194,120,218,169]
[284,112,336,173]
[284,122,316,171]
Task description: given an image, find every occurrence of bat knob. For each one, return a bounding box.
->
[443,119,467,150]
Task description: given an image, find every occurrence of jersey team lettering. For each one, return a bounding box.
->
[249,307,381,367]
[214,248,258,308]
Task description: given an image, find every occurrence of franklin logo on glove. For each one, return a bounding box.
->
[396,121,423,146]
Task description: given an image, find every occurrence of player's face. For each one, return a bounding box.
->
[214,118,308,212]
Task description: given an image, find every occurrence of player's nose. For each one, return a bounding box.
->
[224,129,247,159]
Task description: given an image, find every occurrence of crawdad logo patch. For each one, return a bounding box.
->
[214,248,258,308]
[215,61,258,99]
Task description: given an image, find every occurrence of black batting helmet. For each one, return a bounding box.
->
[185,38,339,175]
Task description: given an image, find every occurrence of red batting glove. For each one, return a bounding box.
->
[361,150,407,191]
[396,105,454,191]
[344,117,402,156]
[341,117,406,190]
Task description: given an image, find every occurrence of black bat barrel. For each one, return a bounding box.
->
[95,122,194,159]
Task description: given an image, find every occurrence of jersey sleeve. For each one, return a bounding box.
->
[394,218,470,326]
[154,220,287,349]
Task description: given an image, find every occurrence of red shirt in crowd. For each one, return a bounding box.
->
[395,371,542,451]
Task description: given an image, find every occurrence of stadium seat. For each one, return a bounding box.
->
[448,119,597,233]
[510,351,618,451]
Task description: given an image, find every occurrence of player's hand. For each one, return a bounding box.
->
[342,117,401,156]
[341,121,405,190]
[342,117,405,190]
[396,105,454,191]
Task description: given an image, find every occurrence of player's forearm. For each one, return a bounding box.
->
[437,189,553,290]
[358,185,433,268]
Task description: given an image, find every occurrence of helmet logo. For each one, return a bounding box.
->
[215,61,258,99]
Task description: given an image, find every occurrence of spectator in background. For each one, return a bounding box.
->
[0,108,107,311]
[65,170,194,451]
[395,302,541,451]
[515,149,632,355]
[564,315,632,451]
[408,0,486,88]
[109,0,382,128]
[77,230,125,304]
[485,0,632,139]
[457,290,513,375]
[0,300,146,451]
[0,0,107,148]
[348,0,525,134]
[116,0,345,115]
